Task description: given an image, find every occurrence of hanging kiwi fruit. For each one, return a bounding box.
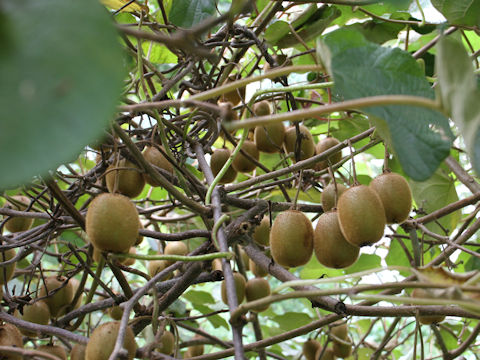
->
[210,148,237,184]
[315,137,342,171]
[245,277,271,312]
[0,248,16,284]
[0,322,23,360]
[105,158,145,198]
[3,195,34,233]
[39,276,76,318]
[303,339,321,360]
[284,125,315,161]
[252,216,270,246]
[14,300,51,336]
[142,146,174,186]
[321,183,347,212]
[85,321,137,360]
[232,140,259,173]
[221,272,246,305]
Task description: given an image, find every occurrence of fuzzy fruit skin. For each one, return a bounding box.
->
[142,146,174,186]
[270,210,314,268]
[85,321,137,360]
[221,272,246,305]
[252,100,271,117]
[370,172,412,224]
[120,247,136,267]
[108,305,123,321]
[86,193,140,253]
[232,140,259,173]
[330,322,348,340]
[210,148,237,184]
[254,122,285,153]
[220,76,246,105]
[284,125,315,161]
[148,260,173,279]
[4,195,34,233]
[164,241,188,266]
[245,277,271,312]
[302,339,321,360]
[37,345,68,360]
[157,331,175,355]
[337,185,386,247]
[239,247,250,272]
[332,337,352,358]
[106,159,145,198]
[70,344,87,360]
[0,323,23,360]
[39,276,75,318]
[411,288,446,324]
[314,211,359,269]
[315,137,342,170]
[14,300,51,337]
[0,248,16,284]
[249,258,268,277]
[253,216,270,246]
[315,347,335,360]
[321,183,347,212]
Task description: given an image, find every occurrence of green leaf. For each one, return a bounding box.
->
[431,0,480,26]
[318,28,453,181]
[169,0,216,28]
[385,236,412,268]
[271,312,312,332]
[264,20,290,45]
[345,19,405,44]
[344,254,381,274]
[437,36,480,176]
[183,290,216,304]
[194,304,229,329]
[0,0,125,190]
[464,250,480,271]
[409,169,460,236]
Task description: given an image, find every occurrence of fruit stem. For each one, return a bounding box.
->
[212,214,231,250]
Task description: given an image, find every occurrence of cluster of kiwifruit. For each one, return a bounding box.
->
[302,322,352,360]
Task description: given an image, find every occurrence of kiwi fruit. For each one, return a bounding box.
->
[3,195,34,233]
[253,216,270,246]
[270,210,313,268]
[321,183,347,212]
[164,241,188,266]
[303,339,321,360]
[254,122,285,153]
[218,101,239,122]
[70,344,87,360]
[156,330,175,355]
[37,345,68,360]
[148,260,172,279]
[86,193,140,253]
[238,247,250,272]
[249,258,268,277]
[120,247,136,267]
[252,101,271,117]
[245,277,271,312]
[39,276,75,318]
[135,221,144,246]
[105,158,145,198]
[411,288,446,324]
[332,337,352,358]
[108,304,124,321]
[211,258,223,272]
[314,211,359,269]
[221,272,246,305]
[0,248,16,284]
[284,125,315,161]
[142,146,174,186]
[337,185,386,247]
[370,172,412,224]
[330,322,348,341]
[315,347,335,360]
[185,335,204,357]
[315,137,342,171]
[14,300,51,337]
[210,148,237,184]
[220,76,245,105]
[0,323,23,360]
[85,321,137,360]
[232,140,259,173]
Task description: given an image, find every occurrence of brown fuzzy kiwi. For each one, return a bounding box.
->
[284,125,315,161]
[221,272,246,305]
[147,260,172,280]
[245,277,271,312]
[0,323,23,360]
[108,305,123,321]
[337,185,386,247]
[120,247,136,267]
[39,276,75,318]
[156,330,175,355]
[220,76,245,105]
[238,247,250,272]
[142,146,174,186]
[249,258,268,277]
[330,322,348,341]
[105,158,145,198]
[314,211,359,269]
[210,148,237,184]
[411,288,446,324]
[254,122,285,153]
[303,339,321,360]
[232,140,259,173]
[252,101,271,117]
[37,345,68,360]
[332,337,352,358]
[315,137,342,170]
[253,216,270,246]
[85,321,137,360]
[86,193,140,253]
[0,248,16,284]
[218,101,239,123]
[270,210,313,268]
[321,183,347,212]
[315,347,335,360]
[70,344,87,360]
[186,335,204,357]
[164,241,188,266]
[14,300,51,337]
[135,221,144,246]
[3,195,34,233]
[370,172,412,224]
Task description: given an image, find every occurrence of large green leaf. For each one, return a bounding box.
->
[431,0,480,26]
[318,28,453,181]
[0,0,125,190]
[169,0,215,29]
[436,36,480,176]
